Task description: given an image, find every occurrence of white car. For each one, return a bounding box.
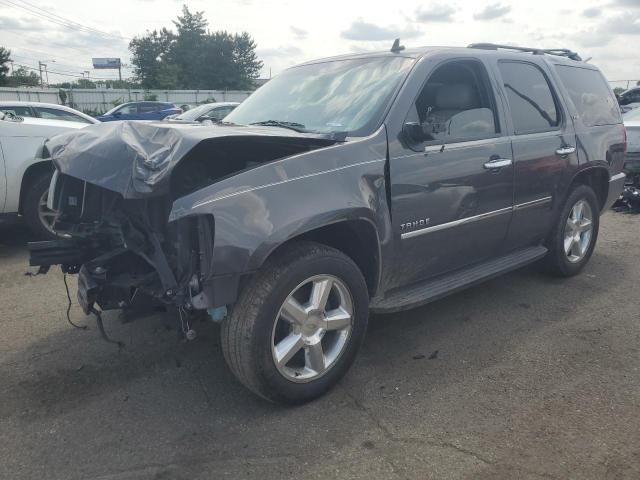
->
[0,112,90,237]
[0,101,98,125]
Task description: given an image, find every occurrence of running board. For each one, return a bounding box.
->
[370,246,548,314]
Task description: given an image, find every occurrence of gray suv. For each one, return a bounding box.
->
[29,42,626,404]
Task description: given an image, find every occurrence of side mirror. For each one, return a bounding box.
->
[402,122,425,144]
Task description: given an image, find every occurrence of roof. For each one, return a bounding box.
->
[295,44,594,70]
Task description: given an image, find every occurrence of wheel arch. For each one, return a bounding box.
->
[566,164,610,212]
[18,160,53,214]
[256,218,382,298]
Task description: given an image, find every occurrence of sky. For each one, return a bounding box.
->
[1,0,639,88]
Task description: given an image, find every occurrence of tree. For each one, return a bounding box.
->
[5,66,40,87]
[130,28,177,89]
[0,47,11,85]
[129,5,263,90]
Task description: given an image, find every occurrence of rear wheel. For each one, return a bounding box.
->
[221,242,369,404]
[545,185,600,277]
[23,172,57,240]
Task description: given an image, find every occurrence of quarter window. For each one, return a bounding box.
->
[555,65,620,126]
[405,60,499,145]
[499,62,560,135]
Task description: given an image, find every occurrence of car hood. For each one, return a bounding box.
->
[46,120,338,198]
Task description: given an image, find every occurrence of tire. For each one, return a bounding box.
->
[23,172,57,240]
[221,241,369,404]
[544,185,600,277]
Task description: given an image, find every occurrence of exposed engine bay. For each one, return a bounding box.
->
[28,121,338,340]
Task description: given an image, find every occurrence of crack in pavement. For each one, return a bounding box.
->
[343,388,562,480]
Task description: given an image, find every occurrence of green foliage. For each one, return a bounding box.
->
[5,66,40,87]
[58,89,67,105]
[129,5,263,90]
[111,97,125,107]
[143,92,158,101]
[0,47,10,85]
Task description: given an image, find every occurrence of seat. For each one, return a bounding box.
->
[423,83,479,140]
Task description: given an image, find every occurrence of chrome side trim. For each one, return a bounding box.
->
[401,206,512,239]
[401,196,553,240]
[513,196,552,211]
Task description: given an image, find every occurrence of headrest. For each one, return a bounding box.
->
[435,83,477,110]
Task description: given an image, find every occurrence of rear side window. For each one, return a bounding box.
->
[0,105,33,117]
[555,65,621,126]
[139,103,161,113]
[498,62,560,135]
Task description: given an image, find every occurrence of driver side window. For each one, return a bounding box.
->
[405,60,499,146]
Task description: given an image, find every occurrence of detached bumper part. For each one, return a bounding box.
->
[605,172,626,211]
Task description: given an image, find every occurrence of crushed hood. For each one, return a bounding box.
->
[47,121,337,198]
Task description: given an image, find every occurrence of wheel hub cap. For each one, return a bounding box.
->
[564,199,593,263]
[271,275,354,383]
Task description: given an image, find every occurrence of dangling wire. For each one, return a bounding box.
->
[62,272,87,330]
[90,306,124,349]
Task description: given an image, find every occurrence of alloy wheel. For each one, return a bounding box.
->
[37,188,57,235]
[564,199,593,263]
[271,274,354,383]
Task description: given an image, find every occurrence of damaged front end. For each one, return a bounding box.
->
[28,121,337,330]
[30,173,216,318]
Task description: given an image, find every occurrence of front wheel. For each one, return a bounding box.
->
[544,185,600,277]
[221,242,369,404]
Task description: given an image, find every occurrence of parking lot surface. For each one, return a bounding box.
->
[1,212,639,480]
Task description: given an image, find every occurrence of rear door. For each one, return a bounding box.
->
[138,102,163,120]
[495,60,578,250]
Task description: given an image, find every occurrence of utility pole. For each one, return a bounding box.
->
[38,61,44,86]
[44,64,49,85]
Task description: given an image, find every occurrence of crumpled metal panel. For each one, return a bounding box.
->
[46,120,331,198]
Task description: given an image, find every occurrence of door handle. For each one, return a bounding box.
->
[556,145,576,156]
[483,158,512,169]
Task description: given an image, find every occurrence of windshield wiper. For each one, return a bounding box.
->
[249,120,308,132]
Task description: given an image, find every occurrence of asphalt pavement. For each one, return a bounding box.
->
[0,212,639,480]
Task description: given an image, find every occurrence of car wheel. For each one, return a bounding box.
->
[221,242,369,404]
[544,185,600,277]
[23,172,58,240]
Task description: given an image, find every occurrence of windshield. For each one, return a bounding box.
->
[225,56,415,136]
[623,108,640,121]
[175,104,215,121]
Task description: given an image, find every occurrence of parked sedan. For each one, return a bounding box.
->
[618,87,640,113]
[0,101,98,125]
[0,112,90,238]
[97,102,182,122]
[165,102,239,123]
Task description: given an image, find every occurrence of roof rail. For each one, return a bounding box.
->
[467,43,582,61]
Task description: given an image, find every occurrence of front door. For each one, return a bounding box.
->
[388,58,514,288]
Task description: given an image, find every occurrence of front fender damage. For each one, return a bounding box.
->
[28,121,339,339]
